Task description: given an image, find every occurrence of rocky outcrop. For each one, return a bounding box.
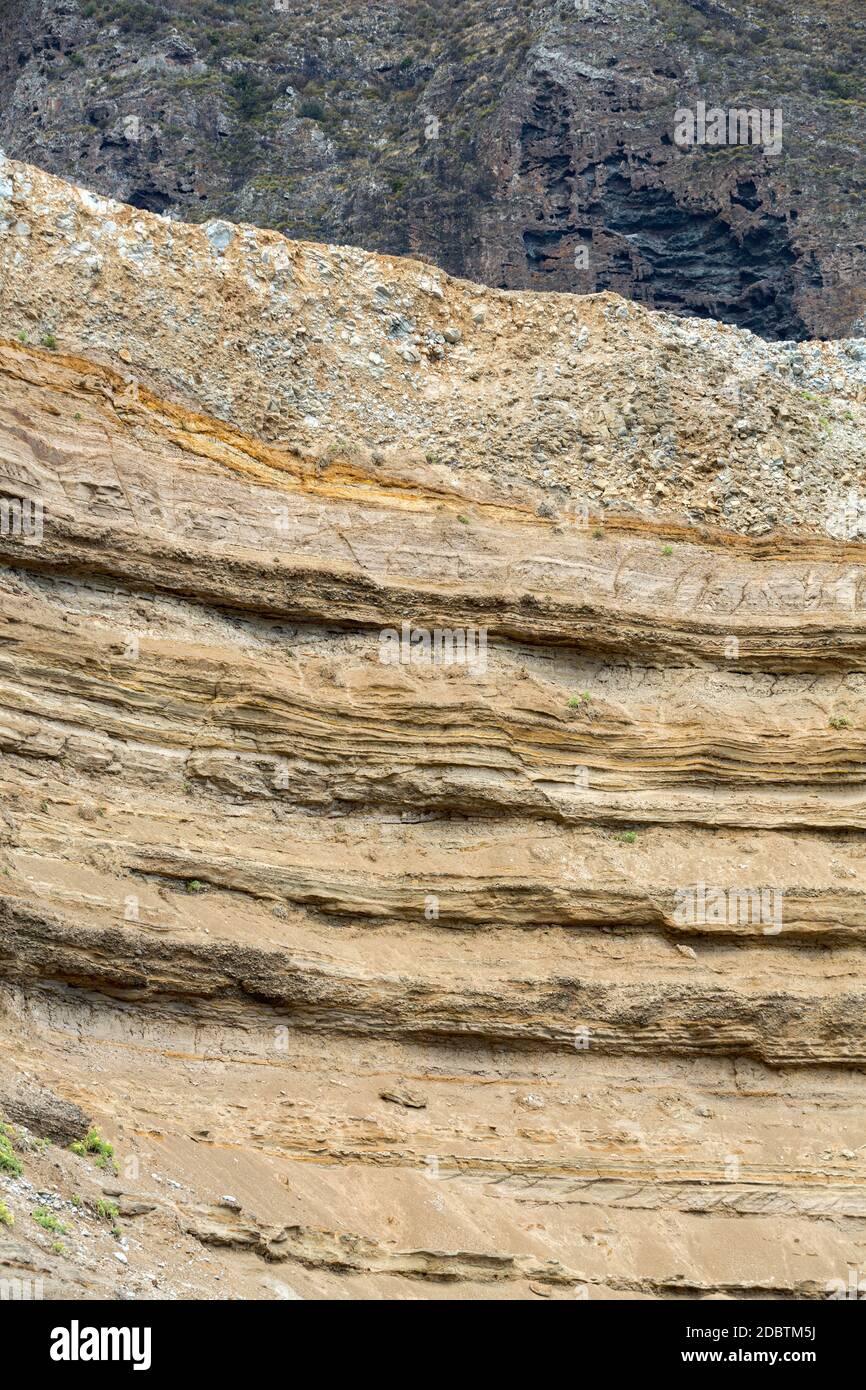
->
[1,158,866,1299]
[0,1,864,338]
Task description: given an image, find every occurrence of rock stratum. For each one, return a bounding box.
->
[1,156,866,1300]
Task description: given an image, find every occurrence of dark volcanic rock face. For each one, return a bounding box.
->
[517,135,817,339]
[0,0,864,339]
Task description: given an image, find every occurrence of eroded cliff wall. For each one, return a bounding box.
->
[0,158,865,1299]
[0,0,864,338]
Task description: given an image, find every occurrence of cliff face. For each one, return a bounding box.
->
[1,158,866,1300]
[0,0,864,340]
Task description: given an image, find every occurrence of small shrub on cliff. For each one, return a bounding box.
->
[32,1206,69,1235]
[615,831,638,845]
[298,97,327,122]
[71,1127,118,1173]
[96,1198,122,1235]
[0,1201,13,1227]
[84,1127,114,1158]
[231,70,278,122]
[830,716,852,730]
[0,1125,22,1177]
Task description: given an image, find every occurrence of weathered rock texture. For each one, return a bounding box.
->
[0,0,864,339]
[1,157,866,1300]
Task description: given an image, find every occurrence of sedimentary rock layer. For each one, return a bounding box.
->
[0,160,864,1300]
